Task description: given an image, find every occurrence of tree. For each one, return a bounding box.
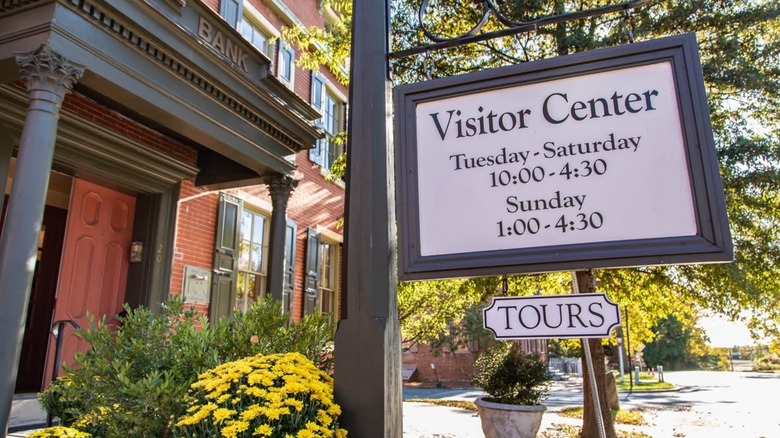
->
[642,314,710,370]
[287,1,780,434]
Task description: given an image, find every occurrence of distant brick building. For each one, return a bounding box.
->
[1,0,345,394]
[403,339,549,385]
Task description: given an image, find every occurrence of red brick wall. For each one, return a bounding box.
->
[202,0,219,13]
[61,91,197,167]
[403,340,550,385]
[170,180,218,299]
[403,344,477,384]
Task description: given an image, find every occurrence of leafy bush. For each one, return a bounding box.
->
[28,426,91,438]
[754,352,780,371]
[172,352,346,438]
[473,342,551,405]
[39,297,335,437]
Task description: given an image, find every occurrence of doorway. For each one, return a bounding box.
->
[11,203,68,393]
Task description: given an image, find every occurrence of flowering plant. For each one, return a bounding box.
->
[172,352,347,438]
[28,426,91,437]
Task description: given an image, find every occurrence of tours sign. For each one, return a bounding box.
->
[483,294,621,340]
[394,34,732,280]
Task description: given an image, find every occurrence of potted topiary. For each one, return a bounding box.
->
[472,342,551,438]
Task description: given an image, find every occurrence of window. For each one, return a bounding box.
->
[310,73,345,172]
[278,40,295,87]
[219,0,242,28]
[240,15,273,57]
[304,228,340,323]
[236,209,269,312]
[318,241,338,323]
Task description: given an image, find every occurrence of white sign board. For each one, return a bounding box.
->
[394,34,732,280]
[483,294,621,339]
[416,62,693,256]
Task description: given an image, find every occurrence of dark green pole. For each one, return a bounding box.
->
[333,0,402,436]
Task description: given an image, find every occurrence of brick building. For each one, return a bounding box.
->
[0,0,346,402]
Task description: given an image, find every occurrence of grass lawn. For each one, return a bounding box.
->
[616,379,675,391]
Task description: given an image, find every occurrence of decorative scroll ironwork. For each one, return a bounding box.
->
[389,0,652,59]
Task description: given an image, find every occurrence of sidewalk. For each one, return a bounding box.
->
[3,379,731,437]
[7,393,47,437]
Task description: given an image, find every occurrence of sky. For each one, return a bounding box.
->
[698,313,755,348]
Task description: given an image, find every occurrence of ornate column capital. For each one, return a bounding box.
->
[16,44,85,103]
[265,174,298,208]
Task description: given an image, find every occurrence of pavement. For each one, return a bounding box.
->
[0,377,754,437]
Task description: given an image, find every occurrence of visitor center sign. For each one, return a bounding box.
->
[394,34,732,280]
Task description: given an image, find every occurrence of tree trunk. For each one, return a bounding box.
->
[575,271,617,438]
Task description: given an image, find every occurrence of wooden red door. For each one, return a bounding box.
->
[45,179,135,385]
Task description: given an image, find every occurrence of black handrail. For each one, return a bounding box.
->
[46,319,80,427]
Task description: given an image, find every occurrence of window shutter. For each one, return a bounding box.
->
[310,140,323,165]
[210,193,242,324]
[303,227,321,316]
[310,72,325,112]
[219,0,244,28]
[277,40,294,84]
[282,219,297,315]
[309,72,325,164]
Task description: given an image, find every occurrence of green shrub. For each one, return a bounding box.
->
[211,300,335,371]
[754,352,780,371]
[172,352,346,438]
[473,342,551,405]
[38,297,335,438]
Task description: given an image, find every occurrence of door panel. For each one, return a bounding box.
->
[45,179,135,386]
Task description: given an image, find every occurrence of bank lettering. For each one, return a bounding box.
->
[198,16,249,72]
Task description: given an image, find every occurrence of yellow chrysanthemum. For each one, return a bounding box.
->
[221,420,250,437]
[28,426,91,438]
[252,423,273,436]
[212,407,237,424]
[174,352,343,438]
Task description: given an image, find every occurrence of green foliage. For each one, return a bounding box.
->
[282,0,351,86]
[292,0,780,348]
[38,297,335,438]
[642,315,716,370]
[548,339,582,358]
[172,353,346,438]
[210,299,335,371]
[473,342,551,405]
[754,352,780,371]
[399,274,570,351]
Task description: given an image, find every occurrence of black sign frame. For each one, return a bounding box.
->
[394,33,732,281]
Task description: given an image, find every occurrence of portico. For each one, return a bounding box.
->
[0,0,322,433]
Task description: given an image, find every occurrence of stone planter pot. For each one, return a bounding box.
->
[474,397,546,438]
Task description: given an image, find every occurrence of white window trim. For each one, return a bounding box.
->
[236,205,271,312]
[277,40,295,88]
[242,3,281,38]
[315,225,343,243]
[310,76,346,172]
[317,236,340,322]
[233,190,273,215]
[325,80,347,104]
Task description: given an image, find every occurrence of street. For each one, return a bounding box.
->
[403,370,780,437]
